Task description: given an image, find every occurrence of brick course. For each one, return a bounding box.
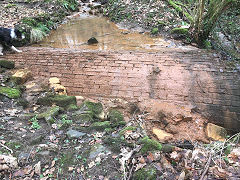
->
[1,47,240,131]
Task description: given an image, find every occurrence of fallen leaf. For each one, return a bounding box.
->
[178,170,185,180]
[135,162,146,171]
[51,160,56,167]
[23,165,33,175]
[13,169,25,177]
[34,161,41,175]
[88,161,95,168]
[68,167,74,172]
[147,152,155,162]
[51,124,58,129]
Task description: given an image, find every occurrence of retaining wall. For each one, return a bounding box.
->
[1,47,240,131]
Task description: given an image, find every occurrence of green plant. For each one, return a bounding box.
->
[0,86,21,99]
[30,115,42,130]
[151,27,159,35]
[5,3,16,8]
[30,28,47,43]
[60,114,72,128]
[167,0,236,47]
[58,0,78,11]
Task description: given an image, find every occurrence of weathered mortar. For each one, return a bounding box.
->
[1,47,240,132]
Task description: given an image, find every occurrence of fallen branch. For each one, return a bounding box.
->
[200,153,212,180]
[0,143,13,154]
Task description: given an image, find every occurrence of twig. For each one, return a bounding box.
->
[127,164,134,180]
[0,143,13,154]
[200,153,212,180]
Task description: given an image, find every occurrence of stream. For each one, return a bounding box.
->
[35,14,195,51]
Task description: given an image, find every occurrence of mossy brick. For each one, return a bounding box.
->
[0,86,21,99]
[72,113,94,123]
[0,60,15,69]
[80,101,103,117]
[37,106,60,125]
[90,121,111,130]
[140,136,162,154]
[108,109,124,123]
[37,93,76,108]
[66,104,79,111]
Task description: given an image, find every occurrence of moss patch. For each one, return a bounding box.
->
[108,109,124,123]
[132,166,157,180]
[171,27,189,35]
[140,136,162,154]
[37,93,76,108]
[90,121,111,130]
[80,101,103,117]
[0,86,21,99]
[0,60,15,69]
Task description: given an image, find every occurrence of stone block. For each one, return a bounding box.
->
[152,127,173,142]
[206,123,227,141]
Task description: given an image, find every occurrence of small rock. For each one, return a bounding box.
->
[89,144,107,159]
[37,151,50,156]
[49,77,60,84]
[12,69,32,84]
[206,123,227,141]
[152,127,173,142]
[87,37,98,45]
[0,60,15,69]
[67,129,86,139]
[49,77,67,95]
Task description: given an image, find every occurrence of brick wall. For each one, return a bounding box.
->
[1,47,240,132]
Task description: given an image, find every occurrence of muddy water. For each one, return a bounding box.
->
[36,15,186,51]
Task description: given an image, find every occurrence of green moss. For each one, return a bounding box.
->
[119,126,137,135]
[5,3,17,8]
[0,60,15,69]
[108,109,124,123]
[171,27,189,35]
[0,86,21,99]
[81,101,103,116]
[133,166,157,180]
[105,128,114,133]
[151,27,159,35]
[90,121,111,130]
[140,136,162,154]
[37,93,76,108]
[66,104,79,111]
[75,101,104,122]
